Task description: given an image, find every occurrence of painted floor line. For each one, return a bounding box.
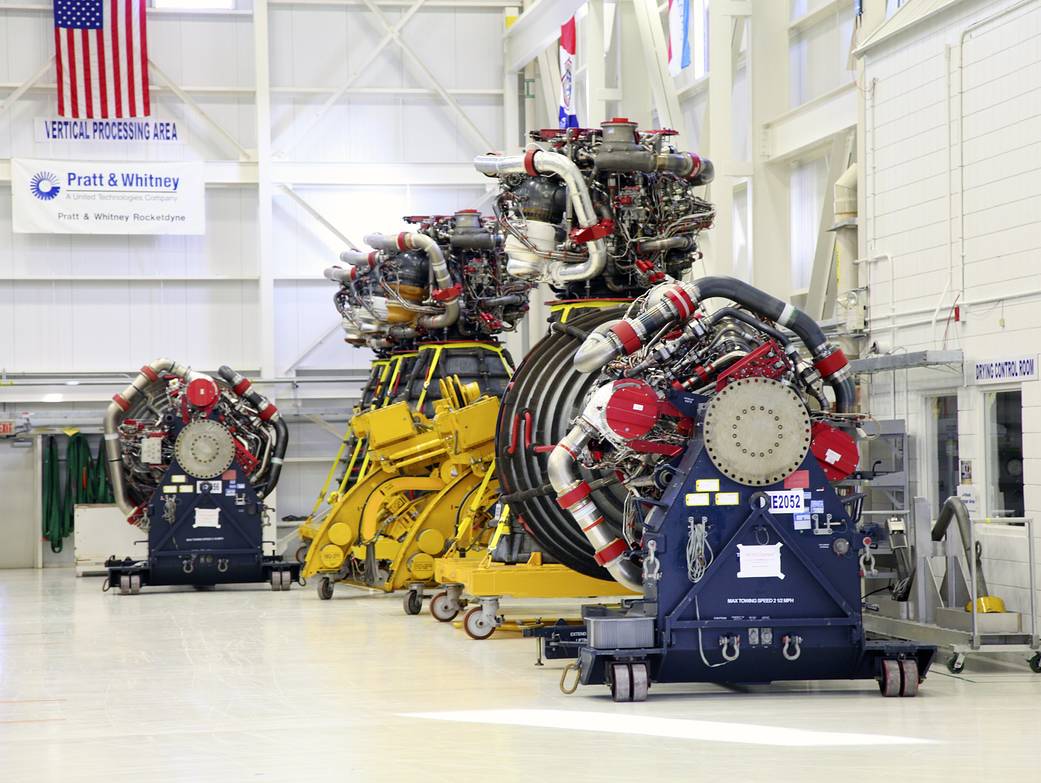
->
[403,708,939,747]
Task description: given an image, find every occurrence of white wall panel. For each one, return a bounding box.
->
[861,0,1041,616]
[0,0,507,546]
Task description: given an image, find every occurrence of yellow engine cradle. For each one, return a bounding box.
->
[428,506,636,639]
[293,353,413,557]
[302,376,501,598]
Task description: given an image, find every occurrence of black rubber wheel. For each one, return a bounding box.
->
[429,590,459,622]
[1029,652,1041,673]
[317,577,334,601]
[496,306,631,580]
[945,654,965,674]
[403,589,423,615]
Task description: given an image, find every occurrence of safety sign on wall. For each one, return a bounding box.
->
[970,355,1038,386]
[11,158,205,235]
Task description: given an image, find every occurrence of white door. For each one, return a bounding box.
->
[0,439,37,568]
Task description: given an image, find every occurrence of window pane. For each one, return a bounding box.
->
[789,157,827,290]
[933,395,959,507]
[985,390,1024,517]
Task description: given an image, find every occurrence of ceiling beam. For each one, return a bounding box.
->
[504,0,586,73]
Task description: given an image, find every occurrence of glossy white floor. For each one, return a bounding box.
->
[2,569,1040,782]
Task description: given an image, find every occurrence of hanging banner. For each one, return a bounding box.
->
[11,158,205,235]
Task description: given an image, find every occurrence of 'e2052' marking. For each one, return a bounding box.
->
[766,490,804,514]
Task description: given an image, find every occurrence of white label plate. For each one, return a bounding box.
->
[766,489,805,514]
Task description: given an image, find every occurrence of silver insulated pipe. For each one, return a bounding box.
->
[547,421,643,592]
[474,147,607,282]
[104,358,189,518]
[363,231,460,329]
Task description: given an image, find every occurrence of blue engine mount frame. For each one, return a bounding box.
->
[105,417,299,593]
[575,409,935,698]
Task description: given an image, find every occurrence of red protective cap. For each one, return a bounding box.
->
[810,422,859,482]
[186,377,220,409]
[604,380,659,440]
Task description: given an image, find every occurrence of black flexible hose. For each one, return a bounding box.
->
[690,277,854,412]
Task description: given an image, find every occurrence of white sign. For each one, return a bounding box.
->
[11,158,205,235]
[971,355,1038,385]
[34,117,184,144]
[193,508,221,529]
[737,543,785,579]
[766,489,805,514]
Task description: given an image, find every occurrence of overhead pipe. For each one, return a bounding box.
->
[574,276,855,412]
[474,148,607,281]
[547,421,643,592]
[363,231,460,329]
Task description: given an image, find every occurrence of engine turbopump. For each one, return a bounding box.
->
[326,210,530,350]
[103,359,297,593]
[475,118,715,298]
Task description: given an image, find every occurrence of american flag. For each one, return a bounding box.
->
[53,0,151,119]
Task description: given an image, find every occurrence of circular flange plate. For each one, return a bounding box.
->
[702,377,811,487]
[174,419,236,479]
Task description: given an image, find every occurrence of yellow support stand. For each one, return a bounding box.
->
[293,352,414,561]
[428,505,636,639]
[302,376,501,605]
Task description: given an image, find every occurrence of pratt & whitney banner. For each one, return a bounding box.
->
[11,158,205,235]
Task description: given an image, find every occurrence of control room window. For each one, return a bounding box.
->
[933,394,959,509]
[984,389,1024,517]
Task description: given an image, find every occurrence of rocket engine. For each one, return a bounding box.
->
[326,210,531,351]
[105,359,287,526]
[549,277,860,586]
[475,117,714,298]
[475,119,716,577]
[103,359,296,593]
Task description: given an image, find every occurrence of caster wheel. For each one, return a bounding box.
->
[295,544,309,564]
[878,659,901,697]
[463,606,495,640]
[118,575,131,596]
[317,577,334,601]
[946,654,965,674]
[280,570,292,591]
[899,659,919,697]
[429,591,459,623]
[129,574,141,595]
[269,572,281,591]
[610,663,632,702]
[1029,653,1041,674]
[403,589,423,615]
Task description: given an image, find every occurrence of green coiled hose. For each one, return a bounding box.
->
[42,433,116,553]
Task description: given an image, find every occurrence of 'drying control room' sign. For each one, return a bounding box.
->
[11,158,204,235]
[971,355,1038,385]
